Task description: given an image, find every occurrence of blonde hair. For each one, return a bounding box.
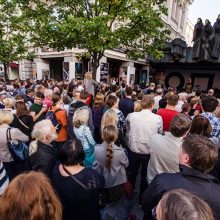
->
[0,171,62,220]
[101,109,118,133]
[3,98,15,109]
[134,100,142,112]
[84,72,93,80]
[94,93,105,108]
[0,110,14,125]
[73,108,89,128]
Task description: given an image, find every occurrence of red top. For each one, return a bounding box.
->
[157,108,179,132]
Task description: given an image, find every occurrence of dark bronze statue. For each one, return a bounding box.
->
[211,14,220,59]
[192,18,204,60]
[201,19,213,61]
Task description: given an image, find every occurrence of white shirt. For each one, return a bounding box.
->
[154,95,162,109]
[147,132,183,183]
[126,109,163,154]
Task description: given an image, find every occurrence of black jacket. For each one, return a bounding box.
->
[28,141,57,177]
[142,165,220,220]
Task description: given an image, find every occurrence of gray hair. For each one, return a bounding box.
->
[32,119,54,141]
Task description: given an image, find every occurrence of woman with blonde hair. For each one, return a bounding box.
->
[92,93,105,143]
[0,171,62,220]
[0,110,28,180]
[73,108,95,168]
[155,189,214,220]
[93,125,128,217]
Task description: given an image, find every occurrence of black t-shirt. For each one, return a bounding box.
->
[51,163,104,220]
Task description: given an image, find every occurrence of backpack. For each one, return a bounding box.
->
[46,108,62,133]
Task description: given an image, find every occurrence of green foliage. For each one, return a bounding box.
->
[0,0,34,78]
[20,0,170,72]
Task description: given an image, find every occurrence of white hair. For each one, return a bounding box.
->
[32,119,54,141]
[44,89,53,98]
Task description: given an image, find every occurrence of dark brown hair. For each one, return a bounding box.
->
[51,93,61,106]
[79,90,89,100]
[190,116,212,137]
[102,125,118,170]
[202,96,218,112]
[0,171,62,220]
[182,134,218,172]
[141,95,154,109]
[170,114,191,137]
[158,189,214,220]
[106,95,117,108]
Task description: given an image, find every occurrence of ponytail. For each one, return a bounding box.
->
[106,143,113,170]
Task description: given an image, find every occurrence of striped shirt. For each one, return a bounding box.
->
[74,125,95,150]
[0,161,9,195]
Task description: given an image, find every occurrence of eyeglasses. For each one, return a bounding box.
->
[152,207,158,220]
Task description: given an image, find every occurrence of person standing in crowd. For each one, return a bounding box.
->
[153,88,163,111]
[29,92,48,123]
[126,95,163,201]
[2,98,16,114]
[147,114,191,184]
[92,93,105,144]
[49,93,68,151]
[28,120,57,177]
[93,125,128,213]
[24,88,34,109]
[155,189,214,220]
[157,94,179,131]
[0,171,62,220]
[119,87,134,118]
[73,108,95,168]
[0,111,29,180]
[142,134,220,220]
[52,139,104,220]
[68,90,94,139]
[11,95,34,140]
[43,89,53,109]
[0,161,9,196]
[0,91,7,109]
[201,96,220,138]
[84,72,97,106]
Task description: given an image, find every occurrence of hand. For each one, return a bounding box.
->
[41,106,48,113]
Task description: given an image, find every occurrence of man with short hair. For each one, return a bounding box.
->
[119,87,134,118]
[157,94,179,131]
[147,114,192,184]
[126,95,163,199]
[29,92,47,123]
[153,88,163,110]
[142,134,220,220]
[201,96,220,138]
[24,88,34,108]
[28,119,57,177]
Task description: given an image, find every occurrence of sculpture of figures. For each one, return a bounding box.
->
[211,14,220,60]
[192,18,204,60]
[201,19,213,61]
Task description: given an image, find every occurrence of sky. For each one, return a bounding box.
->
[188,0,220,25]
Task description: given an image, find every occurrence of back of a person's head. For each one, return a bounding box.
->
[195,89,202,97]
[156,88,163,95]
[202,96,218,112]
[182,134,218,172]
[106,94,117,108]
[0,171,61,220]
[159,98,167,109]
[79,90,89,100]
[94,93,105,108]
[141,95,154,109]
[167,94,179,106]
[157,189,214,220]
[59,139,84,166]
[126,87,133,96]
[51,93,61,105]
[190,116,212,137]
[35,91,45,99]
[170,114,192,137]
[111,85,118,93]
[101,109,118,132]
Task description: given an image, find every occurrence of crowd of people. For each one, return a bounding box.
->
[0,75,220,220]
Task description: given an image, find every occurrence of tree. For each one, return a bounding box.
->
[20,0,170,77]
[0,0,33,80]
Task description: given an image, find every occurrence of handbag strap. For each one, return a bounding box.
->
[16,116,30,129]
[62,165,89,192]
[6,127,12,141]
